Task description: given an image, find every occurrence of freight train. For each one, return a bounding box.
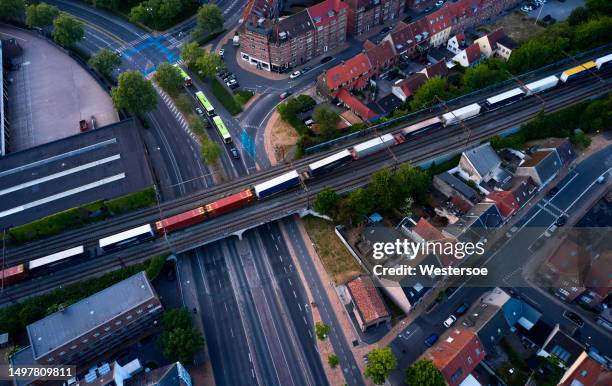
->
[1,54,611,287]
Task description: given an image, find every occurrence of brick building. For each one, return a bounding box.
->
[344,0,402,36]
[318,52,372,96]
[308,0,349,57]
[345,275,391,331]
[13,272,162,369]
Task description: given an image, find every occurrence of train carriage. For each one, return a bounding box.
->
[307,150,353,177]
[441,104,481,127]
[99,224,155,252]
[596,53,612,70]
[351,134,396,159]
[401,117,442,138]
[524,75,559,95]
[206,189,255,216]
[0,264,28,286]
[560,61,596,82]
[155,207,207,234]
[254,171,301,199]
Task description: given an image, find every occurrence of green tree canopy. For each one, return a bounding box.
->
[315,322,330,340]
[162,308,192,330]
[314,107,341,140]
[364,348,397,385]
[460,60,507,92]
[153,62,184,97]
[347,188,375,223]
[195,4,224,34]
[405,359,445,386]
[111,70,157,114]
[200,139,222,164]
[195,51,224,79]
[567,6,590,26]
[328,354,339,368]
[129,0,186,30]
[26,2,59,28]
[0,0,25,22]
[158,326,204,363]
[52,12,84,47]
[586,0,612,16]
[181,41,204,68]
[88,48,122,79]
[410,76,450,111]
[313,187,340,216]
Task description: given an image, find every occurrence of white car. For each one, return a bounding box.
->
[219,48,225,58]
[435,0,444,7]
[289,70,301,79]
[443,315,457,328]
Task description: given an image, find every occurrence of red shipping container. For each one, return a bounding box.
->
[0,264,28,286]
[206,189,255,216]
[155,207,206,234]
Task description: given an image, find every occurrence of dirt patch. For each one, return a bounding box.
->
[480,11,545,43]
[302,216,364,285]
[263,110,300,166]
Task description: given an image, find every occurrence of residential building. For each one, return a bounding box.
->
[13,272,162,368]
[318,53,372,96]
[474,28,506,58]
[501,296,542,331]
[447,32,466,54]
[345,275,391,331]
[337,88,380,121]
[128,361,193,386]
[485,190,518,218]
[458,143,503,185]
[515,149,563,186]
[419,60,449,79]
[384,17,431,58]
[495,34,518,61]
[402,217,457,266]
[345,0,402,36]
[433,172,480,203]
[451,42,484,67]
[538,325,585,368]
[507,176,538,208]
[364,39,397,75]
[391,73,428,101]
[539,137,576,166]
[425,5,453,47]
[543,237,589,302]
[308,0,349,57]
[444,202,503,242]
[422,329,486,386]
[559,351,612,386]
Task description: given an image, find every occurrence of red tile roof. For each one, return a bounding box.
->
[414,218,445,242]
[465,42,482,64]
[346,276,389,325]
[394,73,427,98]
[363,39,377,50]
[560,353,612,386]
[307,0,348,27]
[485,27,507,48]
[546,237,589,277]
[325,53,372,90]
[426,6,452,34]
[451,195,473,213]
[423,61,449,79]
[455,32,465,42]
[337,88,378,121]
[365,40,396,70]
[424,329,485,386]
[486,190,518,218]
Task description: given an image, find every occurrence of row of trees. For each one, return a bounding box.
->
[181,41,224,79]
[157,308,204,363]
[314,164,431,224]
[361,347,445,385]
[129,0,196,30]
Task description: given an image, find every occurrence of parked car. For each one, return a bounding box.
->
[564,311,584,327]
[280,91,290,99]
[304,118,314,126]
[230,147,240,159]
[219,48,224,58]
[443,315,457,328]
[321,56,333,63]
[229,82,240,89]
[547,186,559,197]
[596,175,606,184]
[289,70,301,79]
[454,302,470,316]
[424,333,439,347]
[195,107,204,116]
[555,215,567,227]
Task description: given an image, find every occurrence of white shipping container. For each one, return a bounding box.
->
[352,134,396,158]
[524,75,559,95]
[28,246,85,270]
[308,149,352,173]
[485,88,524,106]
[99,224,154,249]
[253,170,300,198]
[441,103,481,126]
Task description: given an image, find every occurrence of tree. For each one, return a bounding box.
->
[410,76,449,111]
[52,12,84,47]
[347,188,375,223]
[364,348,397,385]
[158,327,204,363]
[370,168,395,211]
[315,322,330,340]
[195,4,224,34]
[313,187,340,216]
[200,139,221,164]
[145,254,167,280]
[394,164,431,203]
[572,17,612,51]
[111,70,157,114]
[153,62,184,97]
[460,60,506,92]
[314,107,341,140]
[26,2,59,28]
[129,0,185,30]
[399,197,414,218]
[88,48,121,79]
[194,50,223,79]
[585,0,612,16]
[162,308,192,330]
[181,41,204,68]
[567,6,590,26]
[0,0,25,22]
[328,354,339,369]
[405,359,445,386]
[571,132,591,149]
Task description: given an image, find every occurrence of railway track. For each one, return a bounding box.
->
[1,76,609,306]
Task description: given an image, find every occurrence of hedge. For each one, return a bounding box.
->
[9,187,156,244]
[211,78,242,115]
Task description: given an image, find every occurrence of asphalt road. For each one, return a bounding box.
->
[387,145,612,385]
[182,226,327,386]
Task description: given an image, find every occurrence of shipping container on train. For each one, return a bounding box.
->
[0,264,28,286]
[351,134,397,159]
[254,171,301,199]
[560,61,597,82]
[401,117,442,138]
[596,53,612,70]
[484,87,525,109]
[206,189,255,216]
[441,103,481,126]
[155,207,207,234]
[307,149,353,177]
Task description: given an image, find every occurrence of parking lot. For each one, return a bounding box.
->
[1,27,118,152]
[525,0,585,21]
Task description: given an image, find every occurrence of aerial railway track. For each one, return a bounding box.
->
[1,74,610,306]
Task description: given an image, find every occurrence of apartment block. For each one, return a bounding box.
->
[344,0,402,36]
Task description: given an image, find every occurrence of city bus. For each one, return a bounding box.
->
[173,64,192,86]
[212,116,232,143]
[195,91,215,117]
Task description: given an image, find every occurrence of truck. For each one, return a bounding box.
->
[205,189,255,216]
[524,75,559,95]
[254,170,301,199]
[79,119,89,132]
[351,134,396,159]
[441,103,481,126]
[232,35,240,47]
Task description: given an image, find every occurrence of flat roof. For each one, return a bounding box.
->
[521,150,552,167]
[0,119,153,228]
[27,272,158,360]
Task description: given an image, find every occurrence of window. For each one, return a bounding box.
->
[580,370,588,377]
[467,356,473,365]
[59,351,66,356]
[70,344,77,350]
[476,348,481,356]
[115,320,122,326]
[93,333,100,337]
[82,338,89,344]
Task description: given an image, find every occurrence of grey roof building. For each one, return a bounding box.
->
[21,272,162,367]
[459,142,503,184]
[539,326,585,367]
[515,149,563,186]
[433,172,480,203]
[444,202,503,242]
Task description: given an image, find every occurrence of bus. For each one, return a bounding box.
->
[195,91,215,117]
[212,116,232,143]
[173,64,192,86]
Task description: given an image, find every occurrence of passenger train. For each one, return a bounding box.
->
[1,53,610,286]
